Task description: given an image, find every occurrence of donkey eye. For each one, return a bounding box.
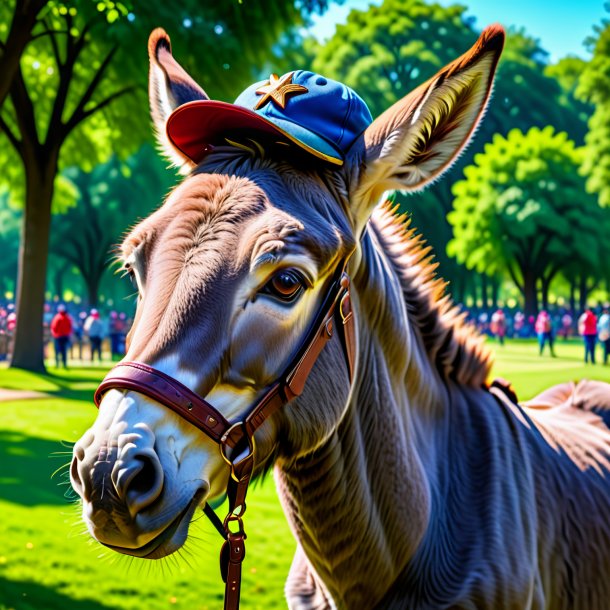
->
[262,269,306,302]
[122,265,139,292]
[127,270,138,290]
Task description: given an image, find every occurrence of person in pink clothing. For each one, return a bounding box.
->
[490,309,507,345]
[535,310,555,357]
[579,307,598,364]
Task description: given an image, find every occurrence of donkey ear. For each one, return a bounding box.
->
[351,25,505,228]
[148,28,209,168]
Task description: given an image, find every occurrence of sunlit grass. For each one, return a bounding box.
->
[0,366,292,610]
[489,337,610,398]
[1,339,609,609]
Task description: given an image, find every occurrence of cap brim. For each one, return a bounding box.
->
[166,100,343,166]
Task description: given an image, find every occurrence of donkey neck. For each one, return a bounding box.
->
[276,224,441,608]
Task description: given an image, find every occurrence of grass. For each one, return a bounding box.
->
[488,337,610,397]
[0,339,609,609]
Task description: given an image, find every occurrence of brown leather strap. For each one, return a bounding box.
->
[94,361,234,444]
[221,532,246,610]
[93,265,357,610]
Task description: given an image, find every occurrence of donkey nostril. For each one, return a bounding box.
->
[130,457,158,494]
[113,453,164,516]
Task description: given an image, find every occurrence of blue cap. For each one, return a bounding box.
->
[166,70,373,166]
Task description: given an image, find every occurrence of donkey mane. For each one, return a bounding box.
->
[371,200,492,388]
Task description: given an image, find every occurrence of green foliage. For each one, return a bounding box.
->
[448,127,608,311]
[50,145,176,305]
[312,0,474,118]
[577,14,610,206]
[493,29,590,145]
[307,1,593,302]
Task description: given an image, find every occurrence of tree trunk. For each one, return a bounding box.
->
[0,0,45,110]
[569,279,576,314]
[52,262,70,301]
[480,273,489,309]
[522,268,538,318]
[579,274,588,313]
[491,276,499,309]
[541,278,550,311]
[87,274,100,307]
[10,158,56,372]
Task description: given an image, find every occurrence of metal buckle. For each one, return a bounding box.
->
[220,423,255,483]
[339,290,352,325]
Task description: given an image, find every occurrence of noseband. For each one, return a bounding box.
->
[94,265,356,610]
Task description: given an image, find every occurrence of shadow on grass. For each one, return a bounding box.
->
[2,367,108,403]
[0,430,73,506]
[45,368,108,403]
[0,575,116,610]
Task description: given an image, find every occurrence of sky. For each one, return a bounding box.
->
[306,0,609,62]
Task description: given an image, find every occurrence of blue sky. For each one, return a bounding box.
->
[306,0,609,62]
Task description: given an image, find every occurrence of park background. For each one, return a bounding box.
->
[1,0,610,608]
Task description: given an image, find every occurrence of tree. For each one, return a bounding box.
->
[0,194,20,297]
[448,127,607,316]
[0,0,336,372]
[50,146,175,306]
[308,1,592,302]
[577,11,610,206]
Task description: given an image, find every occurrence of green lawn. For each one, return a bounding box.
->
[0,339,609,610]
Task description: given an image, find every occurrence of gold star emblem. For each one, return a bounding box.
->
[254,72,308,110]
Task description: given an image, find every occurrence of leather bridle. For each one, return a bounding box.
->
[93,263,356,610]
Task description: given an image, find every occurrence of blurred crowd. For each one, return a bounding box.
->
[466,304,610,365]
[0,301,133,367]
[1,300,610,368]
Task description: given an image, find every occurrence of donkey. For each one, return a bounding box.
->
[70,24,610,609]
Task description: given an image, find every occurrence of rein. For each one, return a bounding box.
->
[94,265,356,610]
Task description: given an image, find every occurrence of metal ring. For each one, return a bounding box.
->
[219,423,255,482]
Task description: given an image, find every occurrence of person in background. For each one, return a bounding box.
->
[598,306,610,366]
[50,304,72,368]
[490,308,507,345]
[42,303,53,359]
[513,311,525,337]
[72,311,87,361]
[109,311,126,360]
[560,311,573,341]
[117,312,128,356]
[579,307,598,364]
[0,307,8,362]
[85,309,104,363]
[535,310,555,357]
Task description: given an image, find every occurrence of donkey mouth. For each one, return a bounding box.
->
[102,490,205,559]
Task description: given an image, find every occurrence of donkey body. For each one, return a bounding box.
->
[71,25,610,609]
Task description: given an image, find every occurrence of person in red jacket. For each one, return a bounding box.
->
[578,307,598,364]
[50,305,73,368]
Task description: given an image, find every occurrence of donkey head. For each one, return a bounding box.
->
[71,25,503,559]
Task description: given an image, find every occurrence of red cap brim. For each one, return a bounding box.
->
[166,100,291,164]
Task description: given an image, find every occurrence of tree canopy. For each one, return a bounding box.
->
[448,126,607,315]
[50,145,176,306]
[306,1,594,304]
[577,12,610,207]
